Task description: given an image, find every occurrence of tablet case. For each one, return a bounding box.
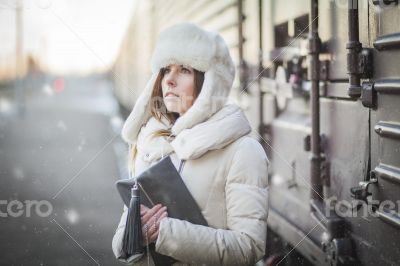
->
[116,156,207,226]
[115,156,208,265]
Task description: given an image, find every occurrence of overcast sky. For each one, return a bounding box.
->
[0,0,136,75]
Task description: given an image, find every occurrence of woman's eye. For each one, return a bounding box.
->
[181,67,191,73]
[164,68,170,73]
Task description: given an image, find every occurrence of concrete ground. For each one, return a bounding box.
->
[0,74,129,265]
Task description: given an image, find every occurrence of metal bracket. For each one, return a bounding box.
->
[310,200,357,266]
[319,59,330,81]
[348,48,373,79]
[360,82,377,108]
[346,0,374,98]
[358,48,373,79]
[303,134,327,152]
[347,48,374,98]
[350,177,378,203]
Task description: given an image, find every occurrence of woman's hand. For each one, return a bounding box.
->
[140,204,168,245]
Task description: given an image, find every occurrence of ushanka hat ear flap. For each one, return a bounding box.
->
[121,72,158,144]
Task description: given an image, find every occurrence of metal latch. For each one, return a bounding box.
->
[350,177,378,202]
[360,82,376,109]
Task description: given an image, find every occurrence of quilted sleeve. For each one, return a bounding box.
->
[155,138,269,265]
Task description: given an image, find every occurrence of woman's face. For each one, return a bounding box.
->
[161,64,195,116]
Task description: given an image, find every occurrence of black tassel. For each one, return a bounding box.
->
[122,184,144,257]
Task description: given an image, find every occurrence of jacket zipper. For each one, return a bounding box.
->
[178,159,186,174]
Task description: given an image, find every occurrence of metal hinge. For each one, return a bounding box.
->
[347,48,373,82]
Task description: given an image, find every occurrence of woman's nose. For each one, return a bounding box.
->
[165,71,177,87]
[166,77,175,87]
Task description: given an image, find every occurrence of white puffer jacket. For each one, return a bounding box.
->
[112,104,269,266]
[112,23,268,266]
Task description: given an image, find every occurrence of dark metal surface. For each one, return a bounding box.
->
[372,0,399,6]
[374,163,400,184]
[374,32,400,51]
[361,82,376,108]
[376,209,400,229]
[346,0,363,97]
[264,0,399,264]
[374,121,400,139]
[308,0,323,202]
[374,79,400,94]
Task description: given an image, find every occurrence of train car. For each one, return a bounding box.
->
[111,1,400,265]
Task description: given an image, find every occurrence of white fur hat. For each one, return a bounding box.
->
[121,22,235,144]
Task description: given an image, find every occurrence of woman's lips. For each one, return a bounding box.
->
[165,92,179,97]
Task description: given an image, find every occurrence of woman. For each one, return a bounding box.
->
[112,23,268,266]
